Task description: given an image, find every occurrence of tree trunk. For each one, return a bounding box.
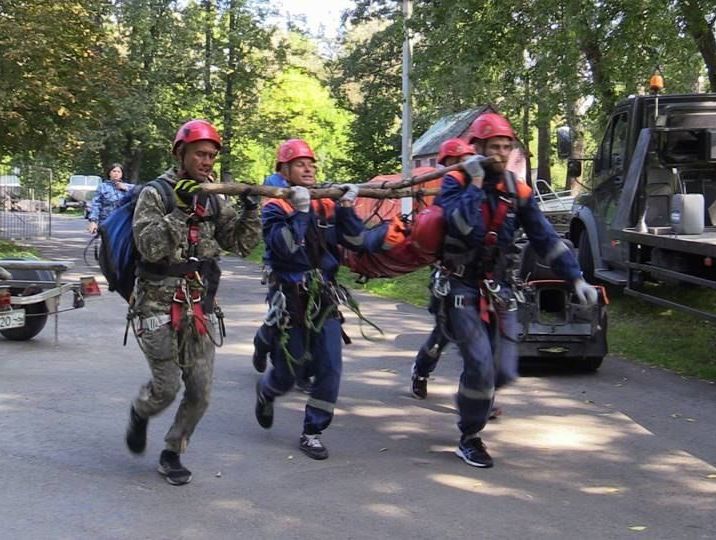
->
[203,0,213,101]
[677,0,716,91]
[522,73,532,185]
[220,0,239,182]
[568,3,616,117]
[536,99,551,184]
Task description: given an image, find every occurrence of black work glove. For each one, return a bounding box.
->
[241,193,260,211]
[174,179,202,208]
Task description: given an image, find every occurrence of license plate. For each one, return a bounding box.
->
[0,309,25,330]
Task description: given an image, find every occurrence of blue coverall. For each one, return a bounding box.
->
[436,170,581,437]
[253,172,290,363]
[258,194,390,435]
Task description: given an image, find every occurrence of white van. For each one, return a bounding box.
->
[59,174,101,216]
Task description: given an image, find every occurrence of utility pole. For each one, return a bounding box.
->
[400,0,413,215]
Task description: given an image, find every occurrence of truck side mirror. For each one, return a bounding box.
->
[556,126,573,159]
[567,159,582,177]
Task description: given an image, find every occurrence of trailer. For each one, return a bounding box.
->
[0,259,97,342]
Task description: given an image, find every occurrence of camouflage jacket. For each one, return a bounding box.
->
[132,167,260,315]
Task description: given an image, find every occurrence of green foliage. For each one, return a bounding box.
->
[0,240,39,259]
[329,18,404,179]
[242,67,355,182]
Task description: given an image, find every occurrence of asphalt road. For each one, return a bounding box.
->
[1,215,714,540]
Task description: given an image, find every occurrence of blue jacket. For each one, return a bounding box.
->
[89,180,135,223]
[437,170,580,282]
[262,196,389,284]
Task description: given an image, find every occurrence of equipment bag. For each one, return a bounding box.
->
[98,179,176,302]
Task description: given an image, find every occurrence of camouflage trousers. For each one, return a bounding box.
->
[132,321,215,454]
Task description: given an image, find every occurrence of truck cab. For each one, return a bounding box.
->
[569,93,716,290]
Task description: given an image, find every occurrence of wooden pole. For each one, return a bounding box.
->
[201,157,492,199]
[201,183,440,200]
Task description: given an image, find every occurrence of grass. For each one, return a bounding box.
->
[606,285,716,380]
[0,239,39,259]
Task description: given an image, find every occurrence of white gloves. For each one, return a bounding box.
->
[288,186,311,213]
[573,277,598,305]
[461,154,486,180]
[339,183,359,205]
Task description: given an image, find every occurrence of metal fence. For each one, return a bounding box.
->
[0,165,53,240]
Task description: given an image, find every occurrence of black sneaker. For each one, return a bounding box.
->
[125,406,148,454]
[252,349,267,373]
[255,381,274,429]
[456,435,493,468]
[299,433,328,460]
[157,450,192,486]
[411,373,428,399]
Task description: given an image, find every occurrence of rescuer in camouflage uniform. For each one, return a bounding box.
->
[125,119,260,485]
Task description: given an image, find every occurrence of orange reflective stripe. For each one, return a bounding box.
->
[495,180,532,199]
[447,170,469,187]
[312,198,335,220]
[263,197,294,213]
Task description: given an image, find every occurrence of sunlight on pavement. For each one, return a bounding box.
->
[496,414,638,452]
[640,452,716,496]
[347,405,410,418]
[0,392,25,412]
[430,473,534,500]
[579,485,624,495]
[213,499,261,514]
[343,370,400,387]
[378,421,429,434]
[365,503,412,518]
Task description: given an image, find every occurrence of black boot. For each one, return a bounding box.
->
[125,406,148,454]
[255,381,274,429]
[157,450,192,486]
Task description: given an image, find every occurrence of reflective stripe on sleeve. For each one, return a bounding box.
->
[544,240,570,264]
[281,227,300,253]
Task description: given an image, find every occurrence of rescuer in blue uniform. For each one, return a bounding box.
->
[433,113,598,468]
[253,139,401,460]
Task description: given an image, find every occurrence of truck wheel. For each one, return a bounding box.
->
[578,230,595,283]
[577,356,604,372]
[0,265,52,341]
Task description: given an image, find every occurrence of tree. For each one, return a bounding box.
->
[0,0,115,165]
[330,16,405,178]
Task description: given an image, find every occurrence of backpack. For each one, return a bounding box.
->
[98,179,176,302]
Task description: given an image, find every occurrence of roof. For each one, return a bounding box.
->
[412,106,493,158]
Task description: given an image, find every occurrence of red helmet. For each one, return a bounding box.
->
[437,138,476,165]
[468,112,515,142]
[275,139,315,171]
[173,119,221,154]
